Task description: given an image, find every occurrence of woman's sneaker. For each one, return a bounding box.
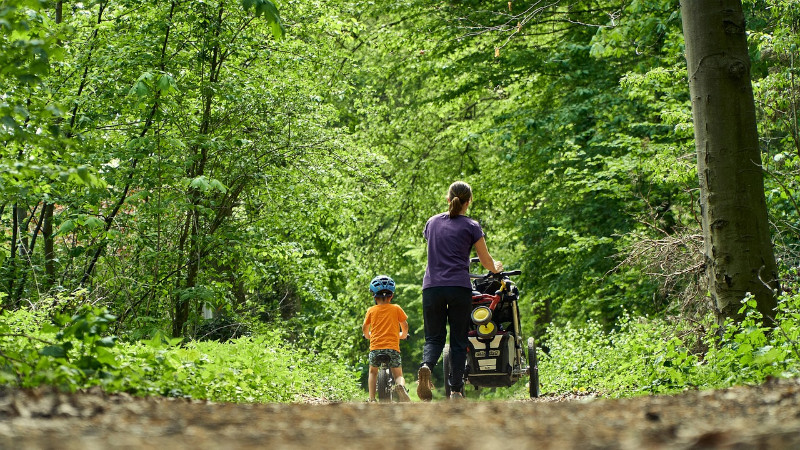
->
[395,384,411,402]
[416,364,433,402]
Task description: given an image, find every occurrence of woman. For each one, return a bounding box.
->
[417,181,502,401]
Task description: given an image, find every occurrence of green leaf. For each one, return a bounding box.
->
[97,336,116,348]
[41,323,60,334]
[145,334,164,349]
[40,345,67,358]
[55,220,76,236]
[189,176,211,191]
[157,74,177,94]
[1,115,20,131]
[76,165,90,182]
[129,80,150,98]
[84,217,105,229]
[209,178,228,193]
[241,0,284,39]
[94,347,117,366]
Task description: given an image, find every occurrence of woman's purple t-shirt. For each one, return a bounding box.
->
[422,213,485,290]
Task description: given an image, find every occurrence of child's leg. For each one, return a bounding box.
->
[390,366,405,387]
[368,365,379,400]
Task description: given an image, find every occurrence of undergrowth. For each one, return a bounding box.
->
[0,305,361,403]
[481,292,800,400]
[6,292,800,403]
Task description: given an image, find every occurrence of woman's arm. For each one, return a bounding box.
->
[474,237,502,273]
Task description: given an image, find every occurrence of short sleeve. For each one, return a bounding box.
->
[396,305,408,322]
[470,219,485,245]
[363,308,372,325]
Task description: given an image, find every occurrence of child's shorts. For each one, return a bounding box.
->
[368,349,402,368]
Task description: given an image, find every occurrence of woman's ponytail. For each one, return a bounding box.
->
[447,181,472,218]
[449,197,462,218]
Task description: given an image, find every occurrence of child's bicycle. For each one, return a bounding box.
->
[443,258,540,398]
[374,353,399,403]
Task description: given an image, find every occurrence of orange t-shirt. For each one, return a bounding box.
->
[363,303,408,352]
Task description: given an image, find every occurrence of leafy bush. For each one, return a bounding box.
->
[701,293,800,387]
[527,313,701,398]
[489,292,800,400]
[0,305,118,388]
[0,306,361,403]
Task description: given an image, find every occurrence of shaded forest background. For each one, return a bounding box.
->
[2,0,800,395]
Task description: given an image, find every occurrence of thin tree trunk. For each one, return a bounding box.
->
[46,2,61,289]
[13,205,47,302]
[43,203,55,286]
[172,3,225,337]
[6,204,19,306]
[681,0,779,324]
[7,204,33,305]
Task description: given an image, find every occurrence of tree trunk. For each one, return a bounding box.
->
[43,203,55,286]
[680,0,779,324]
[6,204,20,306]
[172,2,225,337]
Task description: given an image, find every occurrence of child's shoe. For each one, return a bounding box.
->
[449,390,464,401]
[395,384,411,402]
[416,364,433,402]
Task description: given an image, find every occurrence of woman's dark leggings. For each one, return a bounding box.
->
[421,286,472,392]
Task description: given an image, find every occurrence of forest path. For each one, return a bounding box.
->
[3,379,800,449]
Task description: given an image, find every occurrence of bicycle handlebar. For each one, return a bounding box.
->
[469,269,521,279]
[469,257,520,279]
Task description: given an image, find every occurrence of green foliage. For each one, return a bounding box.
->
[699,293,800,386]
[488,292,800,400]
[744,0,800,275]
[114,334,361,402]
[1,0,799,402]
[241,0,285,38]
[0,305,119,388]
[337,0,701,333]
[0,306,361,402]
[534,314,704,397]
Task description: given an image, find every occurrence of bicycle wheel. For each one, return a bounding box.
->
[443,344,452,398]
[377,367,392,402]
[528,337,540,398]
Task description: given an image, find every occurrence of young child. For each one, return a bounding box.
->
[362,275,411,402]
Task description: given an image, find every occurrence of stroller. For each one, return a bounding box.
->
[443,258,540,398]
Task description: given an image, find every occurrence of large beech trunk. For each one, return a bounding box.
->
[681,0,779,323]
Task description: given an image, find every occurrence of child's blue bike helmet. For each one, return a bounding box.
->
[369,275,396,296]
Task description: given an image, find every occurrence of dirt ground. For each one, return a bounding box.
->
[3,378,800,449]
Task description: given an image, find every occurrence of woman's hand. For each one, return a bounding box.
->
[494,260,503,273]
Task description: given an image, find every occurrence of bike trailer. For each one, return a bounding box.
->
[465,330,518,387]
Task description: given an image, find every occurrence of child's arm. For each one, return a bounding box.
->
[399,320,409,340]
[362,322,370,340]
